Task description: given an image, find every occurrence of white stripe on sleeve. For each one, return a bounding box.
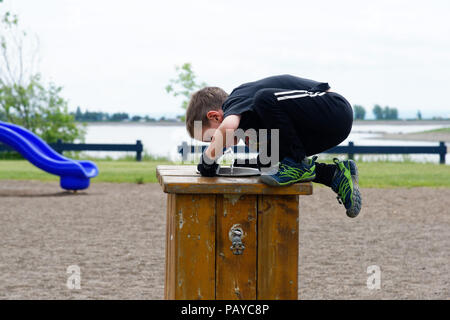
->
[276,91,326,101]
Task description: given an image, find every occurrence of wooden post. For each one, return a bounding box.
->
[136,140,143,162]
[348,141,354,160]
[55,139,64,155]
[178,141,189,162]
[439,141,446,164]
[156,165,313,300]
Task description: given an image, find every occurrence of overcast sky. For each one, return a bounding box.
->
[2,0,450,118]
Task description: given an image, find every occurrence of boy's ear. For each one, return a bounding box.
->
[206,110,223,123]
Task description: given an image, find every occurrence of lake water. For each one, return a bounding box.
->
[83,123,450,164]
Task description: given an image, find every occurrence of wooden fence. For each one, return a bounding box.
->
[177,141,447,164]
[0,139,144,161]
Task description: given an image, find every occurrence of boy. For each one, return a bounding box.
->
[186,74,361,218]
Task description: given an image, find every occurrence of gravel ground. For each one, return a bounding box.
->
[0,180,449,300]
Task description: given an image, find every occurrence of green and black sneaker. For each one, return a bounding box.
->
[260,156,317,187]
[330,158,362,218]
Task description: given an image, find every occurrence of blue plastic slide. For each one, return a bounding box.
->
[0,121,98,190]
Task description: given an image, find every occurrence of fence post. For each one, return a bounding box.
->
[55,139,64,155]
[180,141,189,162]
[348,141,354,160]
[439,141,446,164]
[136,140,143,161]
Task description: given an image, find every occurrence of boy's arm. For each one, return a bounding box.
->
[204,114,241,161]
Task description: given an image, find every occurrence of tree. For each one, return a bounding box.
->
[372,104,398,120]
[0,104,5,120]
[0,7,84,142]
[165,63,207,121]
[144,115,155,122]
[373,104,383,120]
[383,106,398,120]
[75,106,83,121]
[417,110,422,120]
[110,112,129,122]
[353,105,366,120]
[389,107,398,120]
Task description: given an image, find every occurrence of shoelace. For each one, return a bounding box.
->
[278,163,310,178]
[336,173,351,205]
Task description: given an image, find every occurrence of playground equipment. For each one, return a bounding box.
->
[0,121,98,190]
[156,165,313,300]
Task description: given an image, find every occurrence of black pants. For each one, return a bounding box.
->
[252,88,353,187]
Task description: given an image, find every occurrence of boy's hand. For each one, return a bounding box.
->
[197,152,218,177]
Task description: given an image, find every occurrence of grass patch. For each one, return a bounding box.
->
[0,159,172,184]
[415,127,450,134]
[0,159,449,188]
[354,161,450,188]
[0,150,170,162]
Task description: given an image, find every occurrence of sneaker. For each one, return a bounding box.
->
[260,156,317,187]
[331,158,362,218]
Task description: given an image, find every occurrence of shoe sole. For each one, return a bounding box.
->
[346,160,362,218]
[259,174,316,187]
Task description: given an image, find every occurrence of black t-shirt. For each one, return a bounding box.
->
[221,74,330,130]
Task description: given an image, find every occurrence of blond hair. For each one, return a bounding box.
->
[186,87,228,138]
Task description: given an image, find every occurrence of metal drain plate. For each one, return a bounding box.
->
[216,166,261,177]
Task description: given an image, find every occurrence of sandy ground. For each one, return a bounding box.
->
[0,180,449,300]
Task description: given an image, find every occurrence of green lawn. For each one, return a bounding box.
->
[1,159,450,188]
[355,161,450,188]
[417,127,450,134]
[0,160,171,184]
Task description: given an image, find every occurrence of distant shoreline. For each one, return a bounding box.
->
[81,120,450,127]
[83,121,185,127]
[377,132,450,143]
[353,120,450,125]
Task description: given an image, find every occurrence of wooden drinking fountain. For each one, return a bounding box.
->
[156,165,313,300]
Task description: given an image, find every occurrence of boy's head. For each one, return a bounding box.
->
[186,87,228,141]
